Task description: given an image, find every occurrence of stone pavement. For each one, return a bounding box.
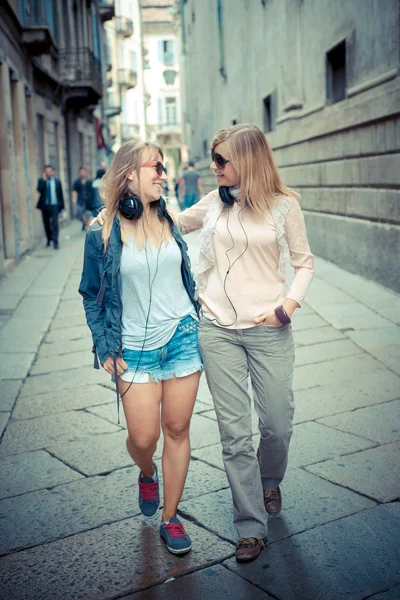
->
[0,219,399,600]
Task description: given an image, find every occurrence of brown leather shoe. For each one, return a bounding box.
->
[263,487,282,515]
[235,537,265,562]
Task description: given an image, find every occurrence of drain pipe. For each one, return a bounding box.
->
[217,0,227,80]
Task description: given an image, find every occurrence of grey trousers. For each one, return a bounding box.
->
[198,317,295,539]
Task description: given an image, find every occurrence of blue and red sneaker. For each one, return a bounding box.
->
[138,462,159,518]
[160,516,192,555]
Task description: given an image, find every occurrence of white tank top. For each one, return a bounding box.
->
[120,236,196,350]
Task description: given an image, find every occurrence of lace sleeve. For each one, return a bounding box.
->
[284,196,314,305]
[178,191,218,235]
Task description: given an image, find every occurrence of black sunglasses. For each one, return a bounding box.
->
[140,160,168,176]
[211,149,232,170]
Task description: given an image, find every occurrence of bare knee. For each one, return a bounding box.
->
[162,420,190,442]
[127,434,158,454]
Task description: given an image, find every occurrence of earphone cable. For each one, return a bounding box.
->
[119,219,165,400]
[202,204,249,328]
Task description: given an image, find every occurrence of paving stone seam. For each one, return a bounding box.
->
[14,382,113,401]
[189,456,225,472]
[295,349,366,367]
[305,303,400,378]
[0,512,145,558]
[293,395,400,426]
[294,337,346,348]
[41,336,90,346]
[339,335,400,379]
[25,364,105,378]
[300,465,389,504]
[315,272,400,324]
[0,381,23,420]
[222,560,287,600]
[10,398,116,421]
[314,404,400,444]
[3,407,125,428]
[298,462,382,504]
[361,585,400,599]
[82,407,124,428]
[110,558,240,600]
[216,563,282,600]
[112,562,279,600]
[176,506,237,548]
[310,420,399,448]
[43,448,89,478]
[295,439,380,469]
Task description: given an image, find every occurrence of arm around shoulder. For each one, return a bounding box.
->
[178,189,219,235]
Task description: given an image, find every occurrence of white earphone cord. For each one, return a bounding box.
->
[202,205,248,328]
[120,219,165,400]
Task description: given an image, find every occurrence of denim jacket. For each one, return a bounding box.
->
[78,213,199,368]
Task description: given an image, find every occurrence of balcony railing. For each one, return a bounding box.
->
[117,68,137,89]
[98,1,115,22]
[158,122,181,133]
[59,48,102,102]
[105,91,121,118]
[20,0,56,55]
[115,16,134,38]
[121,124,140,141]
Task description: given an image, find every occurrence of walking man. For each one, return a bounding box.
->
[36,165,64,249]
[181,161,204,209]
[72,167,92,227]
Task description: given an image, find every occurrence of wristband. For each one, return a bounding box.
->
[274,305,291,325]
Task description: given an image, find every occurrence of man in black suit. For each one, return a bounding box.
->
[36,165,64,249]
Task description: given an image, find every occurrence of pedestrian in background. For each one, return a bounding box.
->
[72,167,92,228]
[36,164,64,249]
[174,178,182,209]
[79,141,202,556]
[89,168,106,218]
[181,161,204,209]
[178,124,314,562]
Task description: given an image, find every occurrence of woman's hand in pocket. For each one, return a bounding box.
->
[103,356,128,375]
[254,312,282,328]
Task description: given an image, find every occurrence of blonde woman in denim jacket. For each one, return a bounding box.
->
[79,141,202,556]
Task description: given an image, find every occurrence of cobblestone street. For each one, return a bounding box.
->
[0,220,399,599]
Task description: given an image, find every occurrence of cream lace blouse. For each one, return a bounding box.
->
[178,189,314,329]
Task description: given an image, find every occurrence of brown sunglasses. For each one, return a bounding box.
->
[211,149,232,170]
[140,160,168,176]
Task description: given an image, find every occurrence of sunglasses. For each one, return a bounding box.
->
[211,149,232,170]
[140,160,168,176]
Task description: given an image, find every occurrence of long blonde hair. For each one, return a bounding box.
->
[211,124,297,214]
[100,140,168,250]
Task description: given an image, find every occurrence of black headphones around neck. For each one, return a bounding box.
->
[218,186,235,207]
[118,195,167,220]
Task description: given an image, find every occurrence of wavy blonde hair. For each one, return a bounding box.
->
[211,124,298,214]
[100,140,168,250]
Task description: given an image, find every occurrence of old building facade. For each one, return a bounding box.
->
[142,0,182,181]
[0,0,114,276]
[102,0,146,151]
[175,0,400,292]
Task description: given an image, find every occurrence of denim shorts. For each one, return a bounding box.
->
[120,315,203,384]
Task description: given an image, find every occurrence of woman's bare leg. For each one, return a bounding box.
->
[160,371,201,521]
[119,378,162,478]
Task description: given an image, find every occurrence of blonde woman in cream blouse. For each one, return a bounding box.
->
[178,124,314,562]
[93,124,314,563]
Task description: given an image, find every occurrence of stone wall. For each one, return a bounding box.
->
[180,0,400,291]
